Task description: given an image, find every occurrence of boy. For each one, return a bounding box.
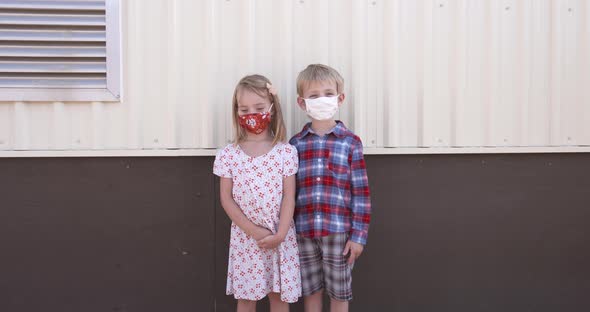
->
[289,64,371,312]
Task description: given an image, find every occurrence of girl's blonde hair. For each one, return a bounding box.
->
[232,74,287,145]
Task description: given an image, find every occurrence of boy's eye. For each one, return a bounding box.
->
[309,95,318,99]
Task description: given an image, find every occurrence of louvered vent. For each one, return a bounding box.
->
[0,0,108,90]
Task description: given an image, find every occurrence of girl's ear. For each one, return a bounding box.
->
[297,97,306,111]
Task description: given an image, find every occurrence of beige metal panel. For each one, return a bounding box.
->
[1,0,590,155]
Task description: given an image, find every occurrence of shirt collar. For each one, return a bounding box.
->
[300,120,348,138]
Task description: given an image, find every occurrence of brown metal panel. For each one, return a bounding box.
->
[353,154,590,311]
[1,154,590,311]
[0,157,215,312]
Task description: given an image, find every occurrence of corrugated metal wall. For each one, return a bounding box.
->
[1,0,589,153]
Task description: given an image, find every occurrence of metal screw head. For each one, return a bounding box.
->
[505,6,510,10]
[154,139,159,143]
[568,8,572,12]
[439,3,444,7]
[371,1,376,5]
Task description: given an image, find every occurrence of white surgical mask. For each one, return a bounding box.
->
[304,95,339,120]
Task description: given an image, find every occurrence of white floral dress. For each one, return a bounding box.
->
[213,142,301,302]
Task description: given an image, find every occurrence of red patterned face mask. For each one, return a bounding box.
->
[238,104,273,134]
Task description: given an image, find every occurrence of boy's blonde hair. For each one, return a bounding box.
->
[232,74,287,146]
[296,64,345,96]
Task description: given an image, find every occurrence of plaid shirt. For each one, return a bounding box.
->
[289,121,371,245]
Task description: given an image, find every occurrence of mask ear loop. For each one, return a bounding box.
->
[267,103,274,115]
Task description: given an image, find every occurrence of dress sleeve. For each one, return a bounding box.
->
[213,146,232,178]
[282,144,299,178]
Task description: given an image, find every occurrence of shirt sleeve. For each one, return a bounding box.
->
[282,144,299,178]
[349,137,371,245]
[213,147,232,178]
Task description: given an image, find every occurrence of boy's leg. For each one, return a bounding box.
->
[329,298,349,312]
[237,299,256,312]
[321,233,353,308]
[304,290,323,312]
[268,292,289,312]
[297,235,324,312]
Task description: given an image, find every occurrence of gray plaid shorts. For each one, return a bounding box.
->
[297,233,353,301]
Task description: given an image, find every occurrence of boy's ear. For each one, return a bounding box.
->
[297,97,306,111]
[338,93,346,106]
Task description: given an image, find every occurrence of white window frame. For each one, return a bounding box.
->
[1,0,122,102]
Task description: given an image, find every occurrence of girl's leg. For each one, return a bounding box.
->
[268,292,289,312]
[237,299,256,312]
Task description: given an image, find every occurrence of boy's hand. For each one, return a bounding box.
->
[343,240,364,265]
[251,226,273,241]
[257,234,284,249]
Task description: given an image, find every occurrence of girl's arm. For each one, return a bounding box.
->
[220,177,272,241]
[257,174,296,249]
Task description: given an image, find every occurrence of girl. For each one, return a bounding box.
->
[213,75,301,312]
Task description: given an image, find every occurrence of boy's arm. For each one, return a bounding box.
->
[349,138,371,245]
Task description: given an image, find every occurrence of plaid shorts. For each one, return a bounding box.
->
[297,232,354,301]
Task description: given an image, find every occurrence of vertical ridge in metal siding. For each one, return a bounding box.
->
[550,0,564,145]
[424,0,453,147]
[491,0,521,146]
[367,0,381,147]
[527,0,552,146]
[0,103,14,150]
[274,0,294,137]
[164,0,179,149]
[583,0,590,145]
[560,0,583,146]
[351,0,367,145]
[52,101,67,149]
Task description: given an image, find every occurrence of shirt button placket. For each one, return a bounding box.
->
[314,136,325,226]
